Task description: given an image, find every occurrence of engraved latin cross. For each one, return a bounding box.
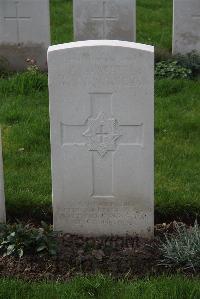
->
[91,1,118,38]
[61,93,143,198]
[4,1,31,43]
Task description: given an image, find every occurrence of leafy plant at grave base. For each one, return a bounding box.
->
[155,60,192,79]
[175,51,200,77]
[158,221,200,272]
[0,221,58,258]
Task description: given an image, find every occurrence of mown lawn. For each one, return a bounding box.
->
[0,275,200,299]
[155,79,200,221]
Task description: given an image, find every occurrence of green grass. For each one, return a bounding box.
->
[0,72,51,220]
[137,0,172,50]
[155,79,200,221]
[50,0,73,44]
[0,73,199,222]
[0,275,200,299]
[50,0,173,50]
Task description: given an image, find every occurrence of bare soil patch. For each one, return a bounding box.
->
[0,222,195,281]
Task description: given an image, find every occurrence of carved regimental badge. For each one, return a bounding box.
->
[83,112,121,157]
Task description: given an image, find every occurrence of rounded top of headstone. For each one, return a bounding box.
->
[48,40,154,54]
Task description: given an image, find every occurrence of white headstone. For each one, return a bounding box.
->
[48,40,154,237]
[173,0,200,54]
[0,0,50,71]
[0,129,6,223]
[73,0,136,41]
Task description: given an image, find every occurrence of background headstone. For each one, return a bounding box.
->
[48,40,154,237]
[0,129,6,223]
[73,0,136,41]
[0,0,50,71]
[173,0,200,54]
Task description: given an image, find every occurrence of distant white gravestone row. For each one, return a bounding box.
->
[73,0,136,41]
[0,0,50,71]
[48,40,154,237]
[0,129,6,223]
[173,0,200,54]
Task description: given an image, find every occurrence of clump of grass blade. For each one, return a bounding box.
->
[158,221,200,272]
[0,67,47,96]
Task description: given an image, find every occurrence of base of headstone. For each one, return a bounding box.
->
[0,43,48,71]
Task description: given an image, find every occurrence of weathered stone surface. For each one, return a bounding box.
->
[73,0,136,41]
[48,40,154,237]
[173,0,200,54]
[0,129,6,223]
[0,0,50,71]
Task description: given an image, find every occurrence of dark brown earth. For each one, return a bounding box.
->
[0,222,183,282]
